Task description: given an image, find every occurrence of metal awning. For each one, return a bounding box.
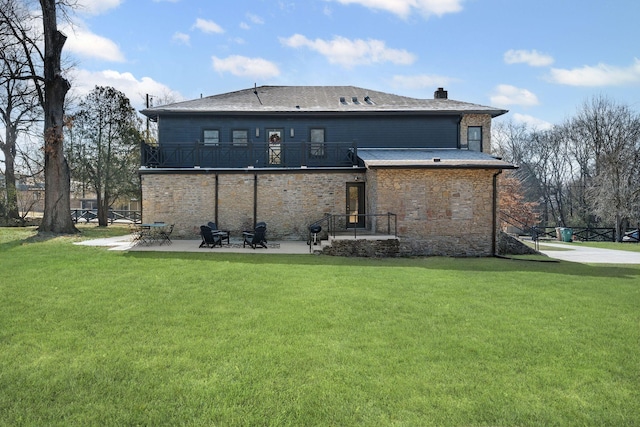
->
[356,148,516,169]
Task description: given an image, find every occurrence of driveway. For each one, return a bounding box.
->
[538,242,640,264]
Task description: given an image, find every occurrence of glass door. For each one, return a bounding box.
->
[346,182,365,228]
[267,128,283,165]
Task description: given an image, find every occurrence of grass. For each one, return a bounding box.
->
[1,226,639,426]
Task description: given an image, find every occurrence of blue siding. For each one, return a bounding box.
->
[158,114,459,149]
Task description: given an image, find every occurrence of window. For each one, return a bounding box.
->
[232,129,248,146]
[203,129,219,145]
[467,126,482,152]
[309,128,325,157]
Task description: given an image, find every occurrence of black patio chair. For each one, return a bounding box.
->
[243,221,268,249]
[199,225,222,248]
[158,224,174,245]
[207,221,230,245]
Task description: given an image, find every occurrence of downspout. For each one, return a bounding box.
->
[492,169,503,256]
[215,173,219,225]
[253,173,258,227]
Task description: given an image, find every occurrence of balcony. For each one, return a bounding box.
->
[141,141,359,169]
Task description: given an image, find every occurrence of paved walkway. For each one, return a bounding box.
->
[74,235,314,254]
[537,241,640,264]
[75,235,640,264]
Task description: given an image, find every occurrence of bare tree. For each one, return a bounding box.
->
[0,0,42,222]
[569,96,640,240]
[66,86,142,226]
[0,0,77,232]
[36,0,76,232]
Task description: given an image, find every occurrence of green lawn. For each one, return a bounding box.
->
[1,226,639,426]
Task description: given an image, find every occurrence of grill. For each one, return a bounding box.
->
[308,224,322,245]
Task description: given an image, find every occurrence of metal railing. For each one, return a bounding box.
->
[307,212,398,252]
[141,141,359,169]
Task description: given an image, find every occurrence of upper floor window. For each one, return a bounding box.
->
[309,128,325,158]
[203,129,219,145]
[232,129,248,146]
[467,126,482,152]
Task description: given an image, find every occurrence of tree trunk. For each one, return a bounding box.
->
[97,192,109,227]
[1,123,20,221]
[38,0,76,234]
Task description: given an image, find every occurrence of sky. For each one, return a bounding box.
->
[61,0,640,130]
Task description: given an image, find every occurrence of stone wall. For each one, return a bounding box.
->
[460,114,492,154]
[141,170,364,239]
[142,167,500,257]
[321,238,400,257]
[370,168,498,256]
[497,232,539,255]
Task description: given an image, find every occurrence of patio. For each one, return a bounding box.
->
[74,234,313,254]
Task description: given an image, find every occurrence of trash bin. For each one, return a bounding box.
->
[560,227,573,242]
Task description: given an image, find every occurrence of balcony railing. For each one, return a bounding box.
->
[141,141,358,169]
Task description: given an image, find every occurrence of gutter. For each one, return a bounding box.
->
[492,169,503,256]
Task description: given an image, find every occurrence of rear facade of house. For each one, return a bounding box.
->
[140,86,513,256]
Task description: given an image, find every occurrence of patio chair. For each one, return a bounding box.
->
[129,224,143,243]
[199,225,222,248]
[158,224,174,245]
[207,221,230,245]
[243,221,268,249]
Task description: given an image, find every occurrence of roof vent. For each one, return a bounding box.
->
[352,96,359,104]
[434,87,448,99]
[339,96,347,105]
[364,96,373,105]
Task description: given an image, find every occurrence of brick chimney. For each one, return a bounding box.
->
[434,87,448,99]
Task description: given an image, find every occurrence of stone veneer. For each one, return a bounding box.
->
[141,170,364,240]
[367,168,498,256]
[460,114,492,154]
[142,166,499,257]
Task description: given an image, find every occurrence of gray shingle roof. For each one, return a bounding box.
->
[357,148,516,169]
[142,85,508,118]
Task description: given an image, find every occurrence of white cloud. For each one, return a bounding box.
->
[512,113,553,131]
[327,0,464,18]
[246,13,265,25]
[68,69,184,110]
[504,49,554,67]
[193,18,225,34]
[76,0,122,15]
[280,34,416,68]
[547,59,640,86]
[490,84,539,107]
[212,55,280,79]
[391,74,455,89]
[62,23,125,62]
[240,22,251,30]
[172,32,190,46]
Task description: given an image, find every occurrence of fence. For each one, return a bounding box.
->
[71,209,141,224]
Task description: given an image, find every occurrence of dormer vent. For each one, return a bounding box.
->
[352,96,359,104]
[364,96,374,105]
[339,96,347,104]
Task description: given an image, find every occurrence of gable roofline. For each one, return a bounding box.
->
[141,85,508,120]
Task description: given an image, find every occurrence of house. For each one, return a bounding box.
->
[140,85,514,256]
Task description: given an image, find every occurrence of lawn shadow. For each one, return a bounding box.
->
[122,251,640,280]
